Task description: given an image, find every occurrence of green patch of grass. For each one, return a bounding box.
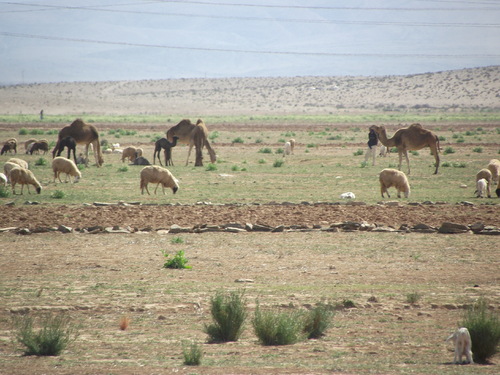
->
[443,146,455,155]
[273,160,284,168]
[258,148,272,154]
[162,250,192,269]
[206,163,217,171]
[406,292,422,304]
[182,341,203,366]
[170,236,184,244]
[473,146,483,153]
[51,190,65,199]
[232,137,244,144]
[0,186,10,198]
[252,304,304,346]
[353,149,364,156]
[303,302,334,339]
[117,166,128,172]
[13,314,78,356]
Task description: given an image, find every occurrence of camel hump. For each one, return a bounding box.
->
[196,119,204,125]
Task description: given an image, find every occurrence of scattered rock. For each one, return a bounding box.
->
[235,278,254,283]
[411,223,437,233]
[16,228,31,235]
[168,224,192,234]
[58,225,73,233]
[438,222,470,234]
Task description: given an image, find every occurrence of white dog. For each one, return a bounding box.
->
[446,327,474,364]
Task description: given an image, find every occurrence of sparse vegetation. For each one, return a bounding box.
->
[51,190,65,199]
[406,292,422,304]
[303,302,334,339]
[252,303,304,346]
[34,158,47,166]
[204,290,247,343]
[13,314,78,356]
[182,341,203,366]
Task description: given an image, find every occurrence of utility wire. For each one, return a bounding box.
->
[2,31,500,59]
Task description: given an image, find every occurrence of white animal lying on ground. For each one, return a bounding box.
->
[446,327,474,365]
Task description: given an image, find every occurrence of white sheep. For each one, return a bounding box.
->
[121,146,137,162]
[52,156,82,183]
[475,178,488,198]
[3,161,22,182]
[446,327,473,365]
[289,138,296,154]
[487,159,500,184]
[140,166,179,195]
[283,141,292,157]
[7,157,29,170]
[379,168,410,198]
[9,166,42,194]
[0,172,7,186]
[475,168,492,198]
[379,145,388,157]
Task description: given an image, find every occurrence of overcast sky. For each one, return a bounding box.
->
[1,0,499,84]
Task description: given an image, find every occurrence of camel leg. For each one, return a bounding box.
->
[400,151,411,174]
[84,144,90,167]
[185,144,194,166]
[195,145,204,167]
[372,145,377,166]
[433,146,440,174]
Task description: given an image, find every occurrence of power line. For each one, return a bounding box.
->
[2,31,500,59]
[1,2,499,28]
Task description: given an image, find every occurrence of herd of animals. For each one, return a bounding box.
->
[1,119,500,200]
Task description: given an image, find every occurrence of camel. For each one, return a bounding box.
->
[52,119,104,167]
[166,119,216,167]
[370,123,441,174]
[153,136,178,166]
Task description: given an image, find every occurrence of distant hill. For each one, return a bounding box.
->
[0,66,498,116]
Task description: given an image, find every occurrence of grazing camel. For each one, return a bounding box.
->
[166,119,216,167]
[370,123,441,174]
[52,119,104,167]
[153,136,178,166]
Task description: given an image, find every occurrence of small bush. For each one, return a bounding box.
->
[117,166,128,172]
[252,304,304,346]
[34,158,47,166]
[170,236,184,244]
[258,159,266,164]
[204,290,247,343]
[209,131,220,142]
[255,138,263,143]
[182,341,203,366]
[353,149,364,156]
[0,186,10,198]
[442,162,451,167]
[303,303,334,339]
[360,161,368,168]
[406,292,421,304]
[453,162,467,168]
[438,135,446,141]
[232,137,244,144]
[258,148,272,154]
[444,146,455,155]
[461,297,500,363]
[273,160,284,168]
[410,151,419,156]
[275,148,284,154]
[473,147,483,153]
[231,165,240,171]
[162,250,191,269]
[342,299,356,309]
[14,314,78,356]
[206,163,217,171]
[18,128,28,135]
[51,190,65,199]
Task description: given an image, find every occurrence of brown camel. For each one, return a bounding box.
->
[166,119,216,167]
[52,119,104,167]
[370,123,441,174]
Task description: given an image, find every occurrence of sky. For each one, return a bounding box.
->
[0,0,499,84]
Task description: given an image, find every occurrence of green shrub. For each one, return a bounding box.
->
[231,165,240,171]
[206,163,217,171]
[252,304,304,346]
[258,148,272,154]
[406,292,421,304]
[390,147,398,153]
[255,138,263,143]
[117,166,128,172]
[303,303,334,339]
[18,128,28,135]
[14,314,78,356]
[473,147,483,153]
[410,151,419,156]
[258,159,266,164]
[162,250,191,269]
[342,299,356,309]
[209,131,220,142]
[51,190,65,199]
[34,158,47,166]
[273,160,284,168]
[444,146,455,155]
[275,148,284,154]
[438,136,446,141]
[442,162,451,167]
[453,162,467,168]
[353,149,364,156]
[0,186,10,198]
[461,298,500,363]
[232,137,244,144]
[182,341,203,366]
[204,290,247,343]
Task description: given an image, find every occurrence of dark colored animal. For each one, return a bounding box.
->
[30,140,49,155]
[53,136,77,163]
[130,156,151,166]
[1,140,17,155]
[153,136,178,166]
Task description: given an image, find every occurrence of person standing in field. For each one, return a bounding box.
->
[364,126,378,166]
